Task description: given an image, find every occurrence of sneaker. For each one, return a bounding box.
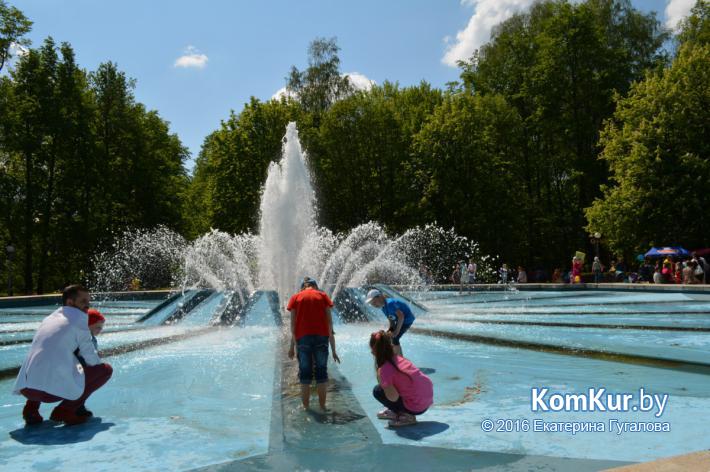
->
[376,408,397,420]
[22,402,43,426]
[76,405,93,418]
[50,406,87,426]
[388,413,417,428]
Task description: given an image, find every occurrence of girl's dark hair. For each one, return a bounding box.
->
[369,330,411,379]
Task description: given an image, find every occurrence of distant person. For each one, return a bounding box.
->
[653,266,663,284]
[130,277,141,291]
[467,259,477,284]
[287,277,340,410]
[369,331,433,428]
[661,259,673,283]
[571,257,583,283]
[499,264,509,284]
[683,262,696,284]
[615,258,626,273]
[639,259,653,282]
[517,266,527,284]
[674,262,683,284]
[592,257,603,283]
[449,264,460,285]
[551,268,563,283]
[13,285,113,426]
[366,289,416,356]
[692,252,708,284]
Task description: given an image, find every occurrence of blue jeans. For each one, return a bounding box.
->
[389,322,412,346]
[297,335,329,385]
[372,385,427,415]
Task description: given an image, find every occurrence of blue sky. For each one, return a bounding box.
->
[13,0,685,169]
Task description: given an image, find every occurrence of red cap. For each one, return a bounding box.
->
[87,308,106,326]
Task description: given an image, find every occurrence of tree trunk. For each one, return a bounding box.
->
[23,148,33,294]
[37,150,56,294]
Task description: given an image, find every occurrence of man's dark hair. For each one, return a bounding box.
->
[301,277,318,290]
[62,284,88,305]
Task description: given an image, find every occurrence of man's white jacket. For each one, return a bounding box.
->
[13,306,102,400]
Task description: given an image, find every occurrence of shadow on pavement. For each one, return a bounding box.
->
[9,417,114,445]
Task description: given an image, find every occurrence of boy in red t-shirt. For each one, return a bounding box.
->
[287,277,340,410]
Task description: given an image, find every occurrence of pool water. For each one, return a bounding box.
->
[0,289,708,471]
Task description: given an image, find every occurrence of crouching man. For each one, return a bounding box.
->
[13,285,113,426]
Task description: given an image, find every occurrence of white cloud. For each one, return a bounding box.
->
[174,46,208,69]
[344,71,376,91]
[665,0,695,30]
[271,86,297,101]
[8,42,29,58]
[271,72,376,101]
[442,0,536,67]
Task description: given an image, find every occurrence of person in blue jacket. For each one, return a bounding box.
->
[366,289,415,355]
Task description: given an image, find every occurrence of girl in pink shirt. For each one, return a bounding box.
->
[369,330,433,428]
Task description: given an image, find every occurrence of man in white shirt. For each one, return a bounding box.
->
[13,285,113,426]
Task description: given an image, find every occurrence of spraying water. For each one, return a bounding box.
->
[258,122,317,300]
[91,123,496,307]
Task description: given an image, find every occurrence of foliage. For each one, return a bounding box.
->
[0,0,32,72]
[457,0,667,266]
[586,16,710,256]
[2,0,707,293]
[185,98,301,236]
[286,37,353,115]
[0,37,188,293]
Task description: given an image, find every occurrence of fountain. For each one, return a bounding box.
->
[257,122,318,300]
[2,122,708,472]
[89,122,495,320]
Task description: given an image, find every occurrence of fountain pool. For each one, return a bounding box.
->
[0,287,708,471]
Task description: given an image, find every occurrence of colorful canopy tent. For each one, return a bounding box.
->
[644,247,690,258]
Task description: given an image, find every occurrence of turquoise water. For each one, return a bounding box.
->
[1,289,708,470]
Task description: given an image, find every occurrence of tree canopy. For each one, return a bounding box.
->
[586,1,710,257]
[1,0,708,292]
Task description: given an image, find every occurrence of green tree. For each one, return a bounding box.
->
[286,37,353,116]
[677,0,710,47]
[459,0,667,267]
[412,93,526,260]
[186,98,300,235]
[0,0,32,72]
[49,43,98,284]
[306,82,442,232]
[586,13,710,256]
[4,45,51,292]
[1,37,189,292]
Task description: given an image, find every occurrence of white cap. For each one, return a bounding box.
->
[365,289,382,304]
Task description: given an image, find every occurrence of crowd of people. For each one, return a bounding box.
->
[427,251,710,286]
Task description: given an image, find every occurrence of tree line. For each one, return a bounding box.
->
[189,1,708,276]
[1,0,708,293]
[0,1,187,293]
